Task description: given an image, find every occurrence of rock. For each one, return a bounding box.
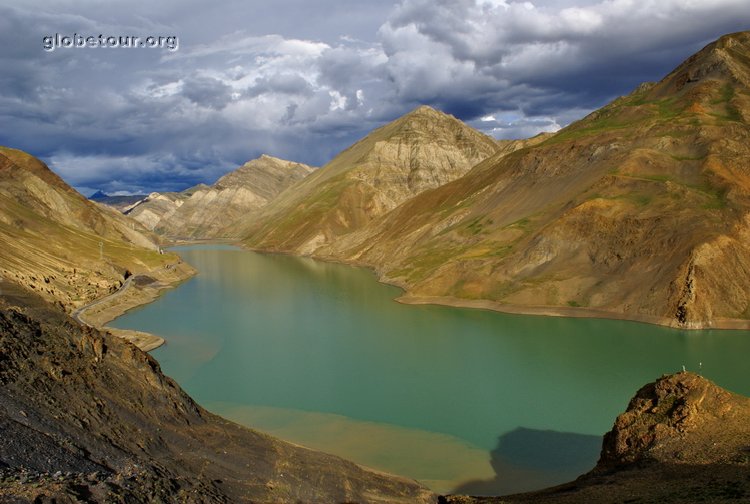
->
[600,372,750,467]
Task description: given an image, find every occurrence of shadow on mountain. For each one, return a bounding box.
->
[451,427,601,496]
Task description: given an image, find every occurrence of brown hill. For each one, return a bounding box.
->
[0,147,182,311]
[293,31,750,329]
[242,105,501,254]
[126,155,313,239]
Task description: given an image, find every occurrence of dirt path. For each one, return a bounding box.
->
[69,261,196,351]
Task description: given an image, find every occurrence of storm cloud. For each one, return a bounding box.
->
[0,0,748,194]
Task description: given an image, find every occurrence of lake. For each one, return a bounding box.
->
[111,245,750,494]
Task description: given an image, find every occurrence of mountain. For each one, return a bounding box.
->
[0,146,182,311]
[446,372,750,503]
[256,31,750,329]
[242,105,502,254]
[89,189,108,199]
[124,189,196,231]
[89,191,147,211]
[126,155,313,239]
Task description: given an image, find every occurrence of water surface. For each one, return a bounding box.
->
[111,245,750,494]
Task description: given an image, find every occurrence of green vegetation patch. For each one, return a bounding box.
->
[711,83,735,105]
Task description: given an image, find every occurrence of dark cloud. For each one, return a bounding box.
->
[0,1,748,193]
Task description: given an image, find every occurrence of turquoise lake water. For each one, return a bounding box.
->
[111,245,750,494]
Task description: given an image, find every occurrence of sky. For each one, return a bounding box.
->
[0,0,748,195]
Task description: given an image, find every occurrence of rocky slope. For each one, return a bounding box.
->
[126,155,313,239]
[0,147,184,312]
[445,372,750,503]
[251,31,750,329]
[0,280,434,503]
[124,186,204,232]
[242,106,501,254]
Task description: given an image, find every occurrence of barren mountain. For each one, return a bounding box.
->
[124,186,204,232]
[264,31,750,329]
[127,155,313,239]
[242,105,501,253]
[0,147,182,311]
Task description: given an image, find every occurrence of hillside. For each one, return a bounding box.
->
[0,147,184,311]
[282,31,750,329]
[126,155,313,239]
[0,280,434,503]
[242,106,502,253]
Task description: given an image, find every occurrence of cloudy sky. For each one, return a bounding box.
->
[0,0,748,195]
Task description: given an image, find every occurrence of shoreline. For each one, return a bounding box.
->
[395,295,750,331]
[240,244,750,332]
[71,260,196,351]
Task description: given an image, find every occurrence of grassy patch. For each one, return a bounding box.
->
[465,217,484,236]
[485,244,513,258]
[487,281,521,300]
[711,83,735,105]
[709,84,742,122]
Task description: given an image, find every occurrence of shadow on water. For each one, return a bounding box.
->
[451,427,601,496]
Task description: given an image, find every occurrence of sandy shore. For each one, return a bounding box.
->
[396,294,750,331]
[72,261,196,351]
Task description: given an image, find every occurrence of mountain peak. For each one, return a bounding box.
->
[408,104,440,115]
[400,104,457,123]
[228,155,314,181]
[257,153,285,163]
[653,30,750,96]
[381,105,494,146]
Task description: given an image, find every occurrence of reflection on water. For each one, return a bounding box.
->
[111,245,750,493]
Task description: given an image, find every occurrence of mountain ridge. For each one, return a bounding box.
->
[125,155,314,239]
[241,105,507,253]
[247,30,750,329]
